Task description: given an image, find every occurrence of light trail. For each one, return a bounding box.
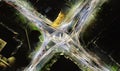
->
[3,0,110,71]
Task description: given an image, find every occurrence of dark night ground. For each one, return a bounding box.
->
[81,0,120,66]
[50,56,81,71]
[29,0,66,21]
